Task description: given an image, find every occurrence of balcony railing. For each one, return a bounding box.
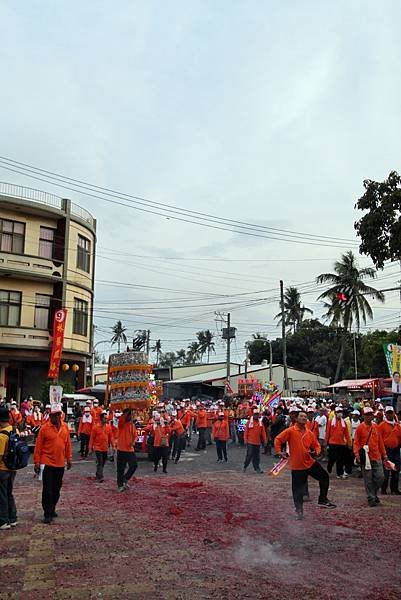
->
[0,181,95,228]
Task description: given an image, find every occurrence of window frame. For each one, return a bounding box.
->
[0,218,26,254]
[73,297,88,336]
[34,293,52,329]
[76,234,91,273]
[0,290,22,327]
[38,226,56,260]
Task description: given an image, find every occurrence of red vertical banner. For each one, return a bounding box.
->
[47,309,68,379]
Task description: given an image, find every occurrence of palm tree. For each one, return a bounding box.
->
[275,286,313,333]
[186,341,201,364]
[152,339,162,366]
[176,349,187,365]
[196,330,216,363]
[316,250,385,382]
[110,320,127,353]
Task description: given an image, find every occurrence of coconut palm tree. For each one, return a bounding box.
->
[176,349,187,365]
[196,330,216,363]
[110,320,127,353]
[275,286,313,333]
[186,341,201,364]
[316,250,385,382]
[152,339,162,366]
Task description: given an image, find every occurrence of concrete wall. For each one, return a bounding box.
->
[173,363,240,379]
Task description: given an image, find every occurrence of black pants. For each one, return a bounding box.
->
[216,439,227,461]
[0,471,17,525]
[80,433,90,457]
[382,447,401,492]
[172,435,184,462]
[327,444,347,476]
[42,466,64,518]
[197,428,207,450]
[244,443,260,471]
[95,451,107,480]
[291,462,329,512]
[154,446,169,472]
[116,451,137,487]
[344,446,354,475]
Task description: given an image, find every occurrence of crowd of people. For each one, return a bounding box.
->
[0,392,400,528]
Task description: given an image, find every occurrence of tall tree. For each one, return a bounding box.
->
[355,171,401,269]
[196,329,216,362]
[152,339,162,366]
[110,320,127,353]
[186,341,201,364]
[176,349,187,365]
[158,351,177,368]
[316,250,385,382]
[275,286,313,333]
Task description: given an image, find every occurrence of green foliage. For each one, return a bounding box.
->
[39,380,75,405]
[355,171,401,269]
[110,320,127,353]
[274,286,313,333]
[196,330,215,362]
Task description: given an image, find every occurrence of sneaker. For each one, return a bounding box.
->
[0,522,11,530]
[368,500,378,507]
[295,510,304,520]
[303,495,311,502]
[318,500,336,509]
[98,478,104,483]
[10,521,17,527]
[117,486,125,493]
[174,459,179,464]
[255,469,264,474]
[123,481,130,490]
[163,470,168,474]
[336,475,346,480]
[42,517,52,524]
[375,497,381,504]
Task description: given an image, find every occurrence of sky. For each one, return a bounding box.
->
[1,0,401,365]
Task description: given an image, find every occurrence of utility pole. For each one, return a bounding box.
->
[146,329,151,360]
[269,339,273,382]
[244,342,249,378]
[226,312,231,381]
[280,280,289,392]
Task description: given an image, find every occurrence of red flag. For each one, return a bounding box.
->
[48,309,67,379]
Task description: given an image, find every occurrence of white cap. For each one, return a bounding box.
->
[171,410,177,416]
[45,404,51,409]
[11,401,17,406]
[307,407,314,413]
[363,407,374,415]
[289,406,300,413]
[351,409,360,415]
[50,403,63,414]
[335,407,343,413]
[84,407,91,412]
[385,405,394,412]
[218,411,224,417]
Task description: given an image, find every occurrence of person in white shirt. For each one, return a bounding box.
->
[315,407,327,458]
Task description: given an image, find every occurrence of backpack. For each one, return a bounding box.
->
[0,430,30,470]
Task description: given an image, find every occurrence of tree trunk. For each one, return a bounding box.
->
[334,331,346,383]
[118,340,121,353]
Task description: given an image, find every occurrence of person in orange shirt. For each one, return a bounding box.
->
[92,400,103,424]
[306,408,319,439]
[78,407,93,458]
[152,415,171,474]
[89,411,114,482]
[27,405,43,440]
[33,403,72,524]
[243,409,267,474]
[274,411,336,519]
[117,409,138,492]
[379,406,401,495]
[181,407,194,446]
[9,402,22,429]
[212,412,230,462]
[325,406,352,479]
[196,405,208,451]
[170,412,185,464]
[354,406,388,507]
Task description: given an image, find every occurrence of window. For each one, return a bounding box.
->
[0,290,22,326]
[73,298,88,336]
[77,235,91,272]
[0,219,25,254]
[39,227,55,259]
[34,294,52,329]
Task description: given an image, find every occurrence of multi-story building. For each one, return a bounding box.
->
[0,183,96,401]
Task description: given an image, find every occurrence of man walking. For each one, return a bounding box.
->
[325,406,352,479]
[78,407,93,459]
[378,406,401,495]
[0,407,17,529]
[354,406,387,507]
[89,411,114,482]
[212,411,230,462]
[274,410,336,520]
[243,409,266,474]
[33,404,72,524]
[116,409,138,492]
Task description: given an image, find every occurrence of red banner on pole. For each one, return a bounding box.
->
[47,309,67,379]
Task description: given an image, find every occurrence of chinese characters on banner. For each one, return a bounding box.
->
[47,309,67,379]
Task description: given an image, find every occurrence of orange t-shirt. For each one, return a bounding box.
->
[181,411,193,428]
[212,420,229,441]
[378,421,401,449]
[325,418,351,446]
[244,420,267,445]
[33,422,72,467]
[117,415,137,452]
[171,420,185,436]
[153,425,171,447]
[196,410,207,429]
[274,424,321,470]
[306,419,319,439]
[78,417,93,437]
[89,423,114,452]
[354,422,386,461]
